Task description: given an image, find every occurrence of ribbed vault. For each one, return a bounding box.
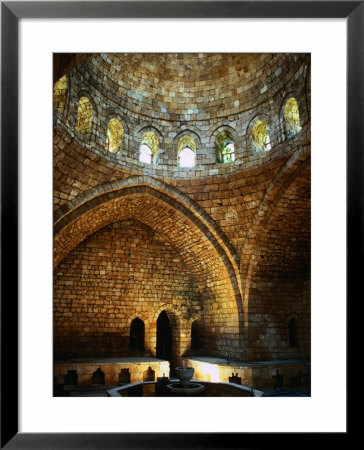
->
[54,176,240,287]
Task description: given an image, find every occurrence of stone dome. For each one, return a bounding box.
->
[54,52,310,179]
[81,53,305,121]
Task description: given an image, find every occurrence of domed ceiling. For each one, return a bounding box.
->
[73,53,306,121]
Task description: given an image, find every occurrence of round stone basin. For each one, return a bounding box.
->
[167,382,205,395]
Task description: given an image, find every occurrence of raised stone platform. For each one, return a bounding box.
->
[54,357,170,387]
[183,357,310,392]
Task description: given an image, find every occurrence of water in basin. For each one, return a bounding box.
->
[109,380,261,397]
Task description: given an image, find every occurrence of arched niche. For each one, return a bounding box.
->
[156,310,173,362]
[129,317,145,354]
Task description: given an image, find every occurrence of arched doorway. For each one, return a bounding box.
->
[129,318,145,355]
[288,318,298,348]
[156,311,172,365]
[191,320,203,350]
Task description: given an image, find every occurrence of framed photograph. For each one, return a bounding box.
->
[1,1,358,448]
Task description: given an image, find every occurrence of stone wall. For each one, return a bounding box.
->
[54,359,169,387]
[54,220,204,362]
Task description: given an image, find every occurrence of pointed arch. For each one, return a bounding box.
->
[54,176,245,359]
[174,129,201,167]
[214,128,236,163]
[177,135,196,167]
[54,176,240,278]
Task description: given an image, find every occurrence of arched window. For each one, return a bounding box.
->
[129,318,145,352]
[105,118,124,153]
[178,135,196,167]
[139,143,153,164]
[53,75,67,114]
[288,318,298,347]
[252,119,271,151]
[191,320,203,350]
[139,131,159,164]
[179,147,195,167]
[284,98,301,137]
[75,96,93,136]
[221,142,235,162]
[215,130,235,163]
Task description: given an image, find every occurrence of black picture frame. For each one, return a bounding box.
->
[1,1,358,448]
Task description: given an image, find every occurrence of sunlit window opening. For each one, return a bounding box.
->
[284,98,301,137]
[252,119,271,152]
[105,118,124,153]
[264,134,271,151]
[53,75,67,114]
[139,143,153,164]
[179,147,195,167]
[178,135,196,167]
[221,142,235,162]
[215,130,235,163]
[139,131,159,164]
[222,142,235,162]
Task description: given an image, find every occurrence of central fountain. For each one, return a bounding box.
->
[167,367,205,395]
